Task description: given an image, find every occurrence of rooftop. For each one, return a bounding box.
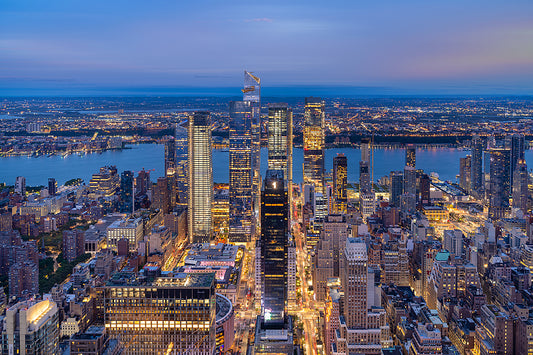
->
[106,271,215,288]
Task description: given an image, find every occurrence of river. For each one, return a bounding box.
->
[1,143,531,186]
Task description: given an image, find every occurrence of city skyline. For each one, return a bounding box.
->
[2,1,533,95]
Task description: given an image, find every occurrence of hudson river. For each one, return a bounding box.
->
[1,144,531,186]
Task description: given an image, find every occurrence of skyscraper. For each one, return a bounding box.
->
[243,71,261,224]
[175,124,188,205]
[120,171,134,213]
[510,134,525,187]
[48,178,57,195]
[164,136,176,177]
[488,148,511,219]
[459,155,472,192]
[333,154,348,214]
[513,159,529,215]
[419,173,431,205]
[229,101,253,243]
[259,170,288,325]
[470,135,484,197]
[406,145,416,168]
[390,171,403,207]
[188,111,213,243]
[359,138,375,218]
[267,103,293,187]
[333,238,392,352]
[359,138,371,194]
[303,97,325,194]
[135,169,151,196]
[15,176,26,195]
[402,166,417,213]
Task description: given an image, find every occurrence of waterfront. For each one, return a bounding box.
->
[1,143,516,187]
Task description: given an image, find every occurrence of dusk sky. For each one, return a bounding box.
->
[1,0,533,95]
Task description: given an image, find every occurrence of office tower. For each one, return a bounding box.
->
[88,166,120,199]
[62,229,85,262]
[360,138,375,218]
[343,239,368,327]
[188,111,213,243]
[513,159,529,214]
[401,166,417,213]
[488,148,511,219]
[259,170,288,325]
[164,136,176,177]
[229,101,253,243]
[135,169,151,196]
[313,214,348,302]
[406,144,416,168]
[104,272,216,354]
[459,155,472,192]
[333,154,348,214]
[152,177,172,214]
[9,261,39,299]
[267,103,293,189]
[48,178,57,195]
[15,176,26,195]
[470,135,484,197]
[419,173,431,205]
[333,238,392,352]
[303,97,326,194]
[2,299,60,355]
[175,124,188,204]
[510,134,525,186]
[359,138,371,194]
[390,171,403,207]
[120,170,134,213]
[243,71,261,222]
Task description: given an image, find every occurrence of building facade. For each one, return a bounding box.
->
[188,111,213,242]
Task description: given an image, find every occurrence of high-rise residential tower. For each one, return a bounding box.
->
[303,97,325,194]
[459,155,472,192]
[470,135,484,197]
[359,138,375,218]
[15,176,26,195]
[488,148,511,219]
[120,171,134,213]
[406,145,416,168]
[333,154,348,214]
[510,134,525,187]
[390,171,403,207]
[258,170,289,326]
[513,159,529,215]
[48,178,57,196]
[164,136,176,177]
[188,111,213,243]
[229,101,253,243]
[243,71,261,225]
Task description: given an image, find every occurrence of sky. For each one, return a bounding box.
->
[1,0,533,95]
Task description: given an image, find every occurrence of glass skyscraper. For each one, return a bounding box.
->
[188,111,213,243]
[229,101,253,243]
[488,148,511,219]
[243,71,261,228]
[303,97,325,194]
[259,170,288,326]
[470,135,484,197]
[267,103,293,191]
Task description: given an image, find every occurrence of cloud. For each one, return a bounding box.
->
[244,18,273,23]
